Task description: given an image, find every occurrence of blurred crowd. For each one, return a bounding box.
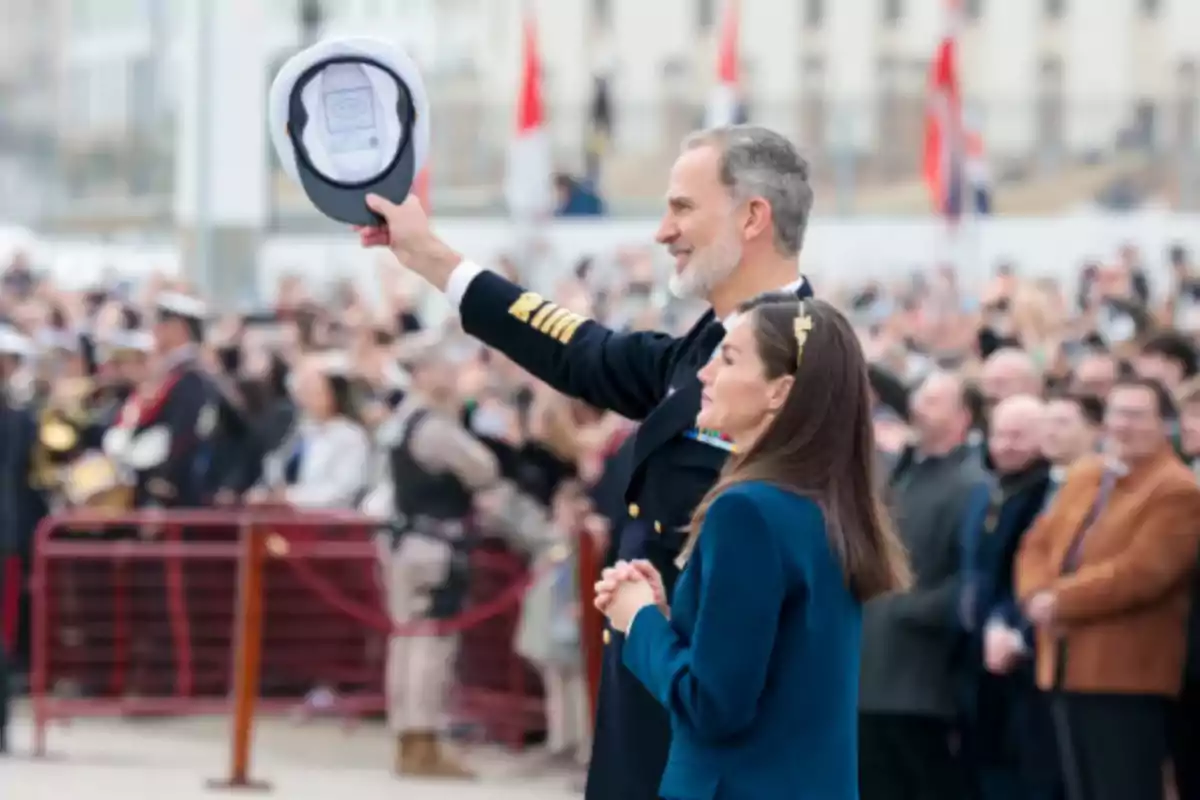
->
[4,235,1200,798]
[845,240,1200,800]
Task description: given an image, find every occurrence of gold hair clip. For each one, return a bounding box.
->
[793,306,813,368]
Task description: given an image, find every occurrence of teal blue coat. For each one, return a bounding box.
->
[623,482,863,800]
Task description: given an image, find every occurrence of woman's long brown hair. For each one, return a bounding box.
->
[685,296,911,601]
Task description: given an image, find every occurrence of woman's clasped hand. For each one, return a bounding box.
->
[594,559,669,633]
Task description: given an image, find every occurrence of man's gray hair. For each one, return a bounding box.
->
[682,124,814,257]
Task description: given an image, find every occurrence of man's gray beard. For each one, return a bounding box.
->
[668,241,743,300]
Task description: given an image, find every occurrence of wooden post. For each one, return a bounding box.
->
[575,528,604,722]
[207,522,270,792]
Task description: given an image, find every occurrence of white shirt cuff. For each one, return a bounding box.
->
[445,260,486,310]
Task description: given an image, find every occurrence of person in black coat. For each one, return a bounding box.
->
[358,124,816,800]
[958,395,1061,800]
[0,323,37,755]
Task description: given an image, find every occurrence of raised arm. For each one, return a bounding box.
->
[359,195,684,421]
[455,268,683,420]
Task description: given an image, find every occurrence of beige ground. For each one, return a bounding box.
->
[1,703,582,800]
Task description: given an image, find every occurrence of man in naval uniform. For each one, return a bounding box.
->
[358,124,816,800]
[363,337,546,780]
[103,293,216,511]
[101,293,217,699]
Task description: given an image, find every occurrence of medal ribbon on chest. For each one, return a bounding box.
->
[117,372,183,431]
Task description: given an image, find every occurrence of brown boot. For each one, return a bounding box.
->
[394,732,419,775]
[405,731,476,780]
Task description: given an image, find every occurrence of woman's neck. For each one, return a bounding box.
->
[729,419,770,454]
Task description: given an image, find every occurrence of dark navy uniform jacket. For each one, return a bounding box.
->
[0,400,41,559]
[455,268,811,800]
[115,353,216,510]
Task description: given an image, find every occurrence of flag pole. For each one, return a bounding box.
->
[507,1,552,285]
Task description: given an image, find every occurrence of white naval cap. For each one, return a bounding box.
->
[267,36,430,225]
[155,291,208,322]
[102,329,155,355]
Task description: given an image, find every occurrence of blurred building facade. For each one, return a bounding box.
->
[0,0,1197,230]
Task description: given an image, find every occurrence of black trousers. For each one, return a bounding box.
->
[0,557,10,752]
[859,712,969,800]
[1171,680,1200,800]
[1051,692,1167,800]
[0,636,9,751]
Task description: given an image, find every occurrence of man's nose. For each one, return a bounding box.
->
[655,217,678,244]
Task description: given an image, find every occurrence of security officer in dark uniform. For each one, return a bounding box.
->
[0,323,36,755]
[358,124,816,799]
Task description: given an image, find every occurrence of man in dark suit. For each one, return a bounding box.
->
[358,124,815,800]
[958,395,1060,800]
[860,371,986,800]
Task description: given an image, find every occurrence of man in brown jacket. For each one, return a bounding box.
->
[1015,376,1200,800]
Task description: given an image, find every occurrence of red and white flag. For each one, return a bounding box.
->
[504,6,555,218]
[922,0,965,220]
[705,0,744,127]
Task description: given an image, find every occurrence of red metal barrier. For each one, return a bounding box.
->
[576,528,604,722]
[28,509,568,785]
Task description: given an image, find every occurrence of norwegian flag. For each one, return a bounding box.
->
[705,0,746,127]
[922,1,965,220]
[504,5,555,218]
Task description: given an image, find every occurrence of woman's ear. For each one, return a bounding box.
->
[767,374,794,413]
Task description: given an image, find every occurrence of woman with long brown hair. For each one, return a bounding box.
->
[596,295,910,799]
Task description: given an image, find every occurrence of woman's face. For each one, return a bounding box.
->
[696,314,791,444]
[294,359,333,419]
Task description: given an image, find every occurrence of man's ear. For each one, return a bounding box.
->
[767,374,794,413]
[742,197,773,241]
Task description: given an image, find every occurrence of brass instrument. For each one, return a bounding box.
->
[29,377,97,495]
[60,450,134,511]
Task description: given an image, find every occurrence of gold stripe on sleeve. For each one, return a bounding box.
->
[507,292,546,323]
[551,312,587,344]
[536,306,571,334]
[530,303,557,331]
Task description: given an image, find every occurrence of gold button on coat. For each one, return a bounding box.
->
[628,503,640,518]
[602,629,612,645]
[654,521,662,533]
